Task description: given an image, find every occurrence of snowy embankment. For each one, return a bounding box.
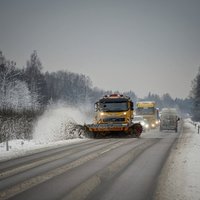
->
[0,105,91,162]
[154,119,200,200]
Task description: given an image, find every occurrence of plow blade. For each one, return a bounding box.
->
[84,123,142,138]
[85,123,129,132]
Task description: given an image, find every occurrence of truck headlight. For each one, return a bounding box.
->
[141,121,145,126]
[145,124,149,128]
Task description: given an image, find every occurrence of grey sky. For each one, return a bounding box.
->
[0,0,200,98]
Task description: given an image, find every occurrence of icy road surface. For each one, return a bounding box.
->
[0,120,200,200]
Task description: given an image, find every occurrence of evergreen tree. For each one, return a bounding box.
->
[144,92,163,108]
[162,93,174,108]
[191,67,200,121]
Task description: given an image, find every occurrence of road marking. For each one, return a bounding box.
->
[0,139,113,180]
[0,140,126,200]
[62,139,157,200]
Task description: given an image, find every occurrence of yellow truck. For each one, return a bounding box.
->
[85,94,142,138]
[136,101,160,128]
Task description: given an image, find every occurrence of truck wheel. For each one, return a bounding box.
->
[134,124,142,137]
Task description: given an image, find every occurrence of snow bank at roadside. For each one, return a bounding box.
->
[154,119,200,200]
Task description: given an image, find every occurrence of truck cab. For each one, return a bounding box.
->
[94,94,133,125]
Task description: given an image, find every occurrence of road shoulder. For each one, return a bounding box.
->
[154,120,200,200]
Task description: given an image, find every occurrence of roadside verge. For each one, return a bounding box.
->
[154,119,200,200]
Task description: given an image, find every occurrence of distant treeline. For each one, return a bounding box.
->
[0,50,193,114]
[1,50,198,142]
[0,50,106,113]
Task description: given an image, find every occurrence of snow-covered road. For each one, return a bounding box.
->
[0,119,200,200]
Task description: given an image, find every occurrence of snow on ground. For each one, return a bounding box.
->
[154,119,200,200]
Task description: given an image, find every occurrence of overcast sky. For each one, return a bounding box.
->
[0,0,200,99]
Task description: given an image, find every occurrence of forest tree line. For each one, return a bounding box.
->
[0,50,194,115]
[0,50,105,113]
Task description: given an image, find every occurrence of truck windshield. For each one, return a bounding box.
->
[136,107,155,115]
[99,102,128,112]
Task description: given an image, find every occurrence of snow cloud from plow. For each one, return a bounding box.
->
[33,104,92,143]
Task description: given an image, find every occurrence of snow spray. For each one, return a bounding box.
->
[33,104,92,143]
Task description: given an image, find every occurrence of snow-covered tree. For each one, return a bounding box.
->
[25,51,47,106]
[0,55,21,110]
[161,93,174,108]
[143,92,163,108]
[44,70,93,105]
[0,51,41,111]
[191,67,200,121]
[6,80,34,111]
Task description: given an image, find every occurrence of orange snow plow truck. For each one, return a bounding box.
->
[85,94,142,138]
